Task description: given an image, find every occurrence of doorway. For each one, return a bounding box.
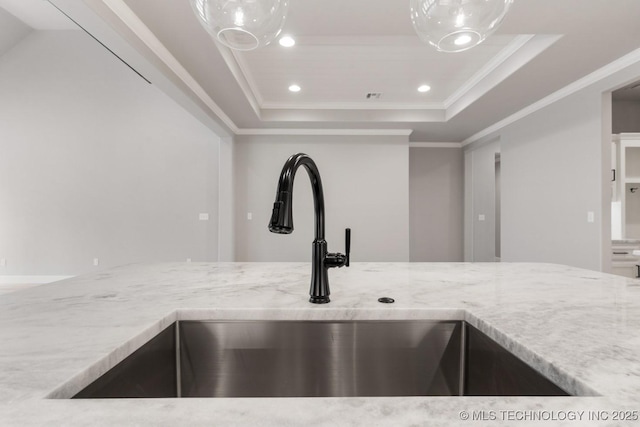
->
[610,81,640,277]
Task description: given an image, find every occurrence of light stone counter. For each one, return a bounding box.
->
[1,262,640,426]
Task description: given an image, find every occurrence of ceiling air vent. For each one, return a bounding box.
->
[366,92,382,100]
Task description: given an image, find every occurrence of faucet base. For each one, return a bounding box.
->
[309,296,330,304]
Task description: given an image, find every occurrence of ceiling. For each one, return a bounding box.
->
[115,0,640,142]
[0,0,77,58]
[6,1,640,142]
[0,6,31,57]
[0,0,75,30]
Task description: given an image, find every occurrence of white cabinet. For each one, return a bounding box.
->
[611,134,640,279]
[612,263,640,278]
[613,133,640,239]
[612,241,640,278]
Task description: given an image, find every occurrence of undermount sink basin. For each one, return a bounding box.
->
[73,320,569,398]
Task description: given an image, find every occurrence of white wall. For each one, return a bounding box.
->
[409,147,463,261]
[234,135,410,262]
[0,30,221,275]
[464,53,640,271]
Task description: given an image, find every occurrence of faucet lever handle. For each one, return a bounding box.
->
[345,228,351,267]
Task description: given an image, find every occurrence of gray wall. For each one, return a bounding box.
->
[495,156,501,259]
[463,56,640,271]
[0,30,221,275]
[499,90,603,269]
[218,136,235,261]
[464,139,500,262]
[409,147,463,261]
[613,100,640,133]
[234,135,410,262]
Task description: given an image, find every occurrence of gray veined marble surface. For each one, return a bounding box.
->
[1,262,640,426]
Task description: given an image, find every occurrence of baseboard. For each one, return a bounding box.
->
[0,275,75,285]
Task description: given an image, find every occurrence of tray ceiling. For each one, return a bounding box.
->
[40,0,640,141]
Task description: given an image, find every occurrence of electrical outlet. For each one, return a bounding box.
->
[186,258,192,263]
[93,258,99,266]
[478,214,486,221]
[587,211,595,223]
[199,213,209,221]
[247,212,253,220]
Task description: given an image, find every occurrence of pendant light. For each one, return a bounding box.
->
[410,0,514,53]
[190,0,289,51]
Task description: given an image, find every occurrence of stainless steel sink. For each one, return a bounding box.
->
[73,320,569,398]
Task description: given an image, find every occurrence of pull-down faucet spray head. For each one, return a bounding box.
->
[269,191,294,234]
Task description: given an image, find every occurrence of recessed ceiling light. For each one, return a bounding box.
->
[454,34,473,46]
[418,85,431,93]
[279,36,295,47]
[288,84,301,92]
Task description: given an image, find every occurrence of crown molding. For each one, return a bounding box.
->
[463,46,640,147]
[409,142,462,148]
[259,107,446,122]
[261,101,444,110]
[236,128,413,136]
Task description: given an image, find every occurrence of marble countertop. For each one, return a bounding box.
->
[1,262,640,426]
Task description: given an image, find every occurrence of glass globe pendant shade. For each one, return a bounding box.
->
[410,0,514,53]
[190,0,289,51]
